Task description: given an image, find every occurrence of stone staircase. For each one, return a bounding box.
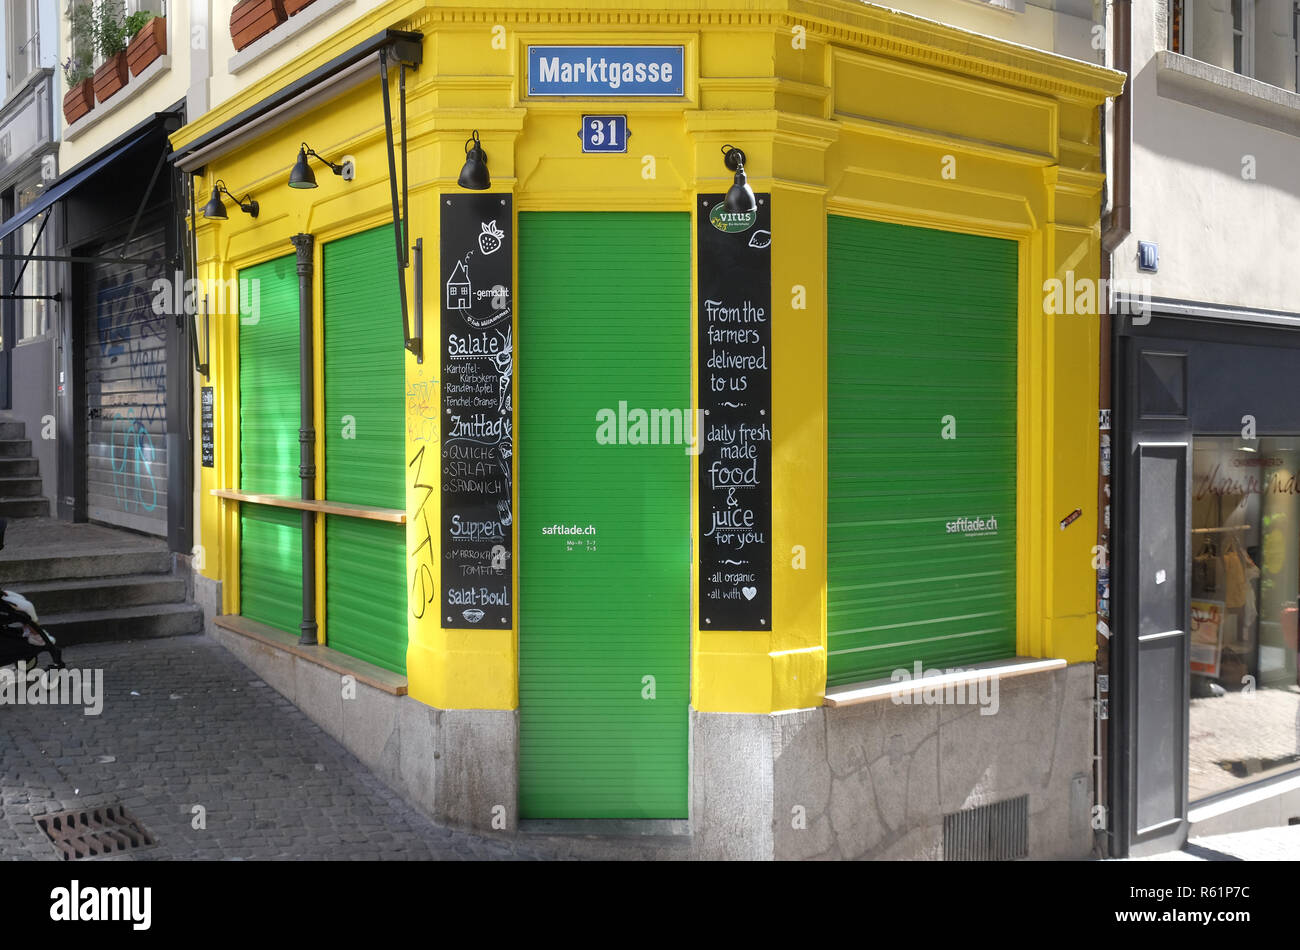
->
[0,517,203,646]
[0,420,49,518]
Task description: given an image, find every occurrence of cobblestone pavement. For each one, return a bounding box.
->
[12,635,1298,862]
[1132,824,1300,861]
[1189,685,1300,800]
[0,636,683,861]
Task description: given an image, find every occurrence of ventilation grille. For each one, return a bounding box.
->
[36,804,156,861]
[943,795,1028,861]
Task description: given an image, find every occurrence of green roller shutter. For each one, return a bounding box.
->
[827,216,1017,687]
[519,212,690,819]
[239,253,302,635]
[322,225,407,673]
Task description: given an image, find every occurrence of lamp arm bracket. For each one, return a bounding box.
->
[379,46,421,363]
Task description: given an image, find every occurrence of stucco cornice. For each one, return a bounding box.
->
[174,0,1125,152]
[792,0,1126,103]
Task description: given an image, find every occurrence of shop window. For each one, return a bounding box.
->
[1190,436,1300,802]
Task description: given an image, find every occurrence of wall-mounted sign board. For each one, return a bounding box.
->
[528,46,684,96]
[440,193,514,629]
[581,115,628,153]
[201,386,214,468]
[697,193,773,630]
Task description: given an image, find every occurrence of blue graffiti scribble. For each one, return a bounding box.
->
[109,410,158,513]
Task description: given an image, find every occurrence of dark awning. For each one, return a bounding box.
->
[171,29,422,173]
[0,135,143,244]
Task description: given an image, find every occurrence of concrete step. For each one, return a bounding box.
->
[0,458,38,477]
[0,548,171,585]
[0,476,43,497]
[0,439,32,458]
[17,574,188,615]
[0,422,25,440]
[0,496,49,519]
[40,602,204,645]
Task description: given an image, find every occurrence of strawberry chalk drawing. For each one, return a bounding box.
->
[479,221,504,255]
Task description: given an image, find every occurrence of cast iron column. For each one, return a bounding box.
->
[291,233,318,646]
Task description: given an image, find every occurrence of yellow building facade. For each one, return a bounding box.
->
[173,0,1123,858]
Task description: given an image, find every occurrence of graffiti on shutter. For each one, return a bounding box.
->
[84,223,169,535]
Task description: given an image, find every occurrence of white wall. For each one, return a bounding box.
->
[892,0,1105,64]
[59,4,194,167]
[1110,0,1300,314]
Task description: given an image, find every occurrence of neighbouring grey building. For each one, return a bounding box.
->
[0,0,59,516]
[1106,0,1300,857]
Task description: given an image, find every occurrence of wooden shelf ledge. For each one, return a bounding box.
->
[824,657,1066,708]
[211,488,405,524]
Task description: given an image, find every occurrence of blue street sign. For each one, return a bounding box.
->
[528,46,685,97]
[581,115,629,153]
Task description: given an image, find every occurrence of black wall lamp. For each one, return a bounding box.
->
[458,130,490,190]
[289,142,354,189]
[203,180,259,219]
[721,145,756,214]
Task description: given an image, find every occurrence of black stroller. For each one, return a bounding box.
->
[0,517,64,673]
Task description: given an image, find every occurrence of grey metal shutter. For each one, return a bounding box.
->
[83,221,169,536]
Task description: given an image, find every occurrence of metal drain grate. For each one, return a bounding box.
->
[36,804,156,861]
[943,794,1028,861]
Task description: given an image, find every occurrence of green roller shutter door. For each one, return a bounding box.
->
[519,212,690,819]
[827,216,1018,687]
[322,226,407,674]
[239,254,302,635]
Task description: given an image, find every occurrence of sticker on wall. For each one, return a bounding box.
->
[201,387,214,468]
[707,202,756,234]
[440,194,514,629]
[698,193,772,630]
[1059,507,1082,530]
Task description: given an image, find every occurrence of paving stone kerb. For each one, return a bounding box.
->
[0,636,680,861]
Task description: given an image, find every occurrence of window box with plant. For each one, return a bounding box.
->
[231,0,287,52]
[62,57,95,124]
[91,1,130,104]
[62,1,96,123]
[126,11,166,77]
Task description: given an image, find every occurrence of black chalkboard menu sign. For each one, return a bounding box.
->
[698,193,772,630]
[200,386,214,468]
[440,194,514,629]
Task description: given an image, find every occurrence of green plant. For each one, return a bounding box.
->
[125,10,155,41]
[93,0,128,61]
[64,1,94,82]
[62,53,93,86]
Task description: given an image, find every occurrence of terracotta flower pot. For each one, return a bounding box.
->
[93,51,129,104]
[62,77,95,125]
[127,16,167,77]
[231,0,286,52]
[284,0,317,15]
